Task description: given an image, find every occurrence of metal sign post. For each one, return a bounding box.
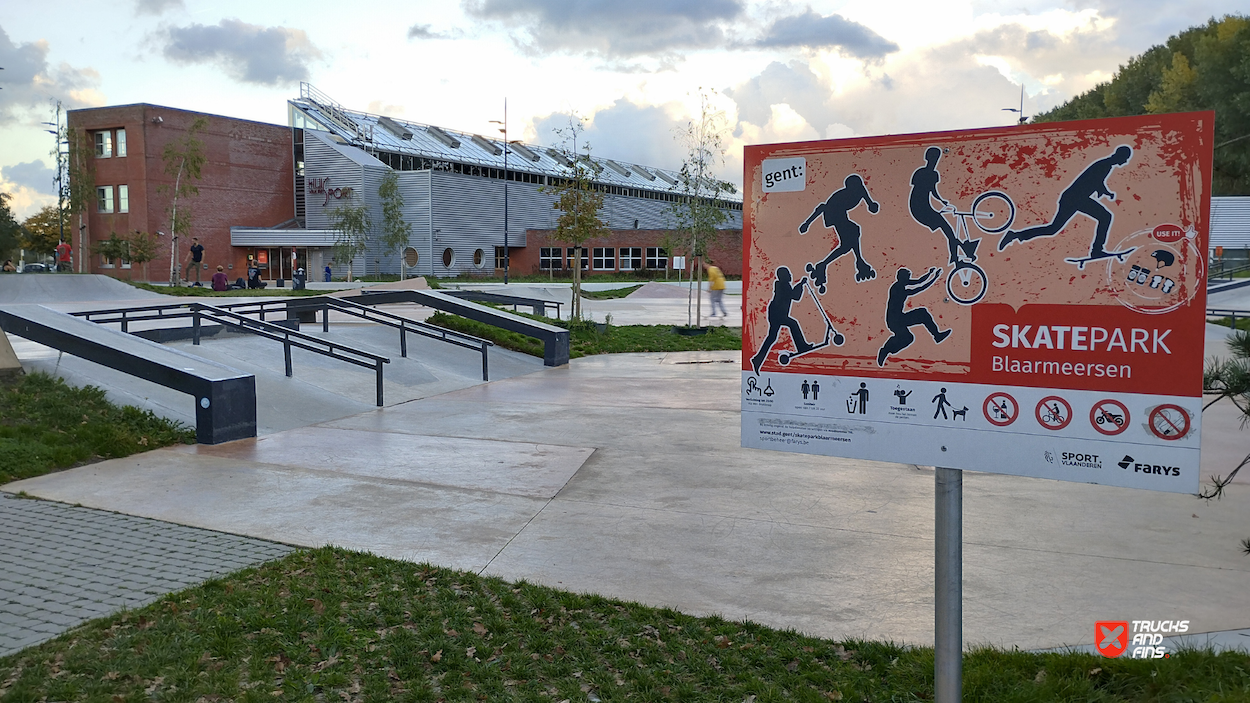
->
[934,467,962,702]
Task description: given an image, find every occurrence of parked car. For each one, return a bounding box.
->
[21,263,49,273]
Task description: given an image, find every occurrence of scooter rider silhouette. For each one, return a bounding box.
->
[910,147,973,265]
[998,145,1132,260]
[798,173,880,291]
[876,267,952,367]
[751,266,818,374]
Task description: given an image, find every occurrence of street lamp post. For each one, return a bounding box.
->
[1002,84,1028,125]
[490,99,510,284]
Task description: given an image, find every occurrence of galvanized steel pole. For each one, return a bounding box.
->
[935,466,962,702]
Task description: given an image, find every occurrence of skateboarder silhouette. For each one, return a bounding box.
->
[910,147,968,265]
[876,267,952,367]
[750,266,818,374]
[798,173,880,291]
[998,145,1133,261]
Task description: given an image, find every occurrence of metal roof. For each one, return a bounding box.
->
[290,83,739,201]
[1211,196,1250,249]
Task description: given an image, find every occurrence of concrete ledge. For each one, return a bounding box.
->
[0,304,257,443]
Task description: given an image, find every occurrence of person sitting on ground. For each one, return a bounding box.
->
[2,259,14,273]
[211,265,229,292]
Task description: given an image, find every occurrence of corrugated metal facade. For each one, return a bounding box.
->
[282,95,745,277]
[1211,197,1250,253]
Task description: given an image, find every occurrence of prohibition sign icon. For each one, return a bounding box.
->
[983,391,1019,426]
[1035,396,1073,430]
[1090,399,1130,436]
[1148,404,1191,440]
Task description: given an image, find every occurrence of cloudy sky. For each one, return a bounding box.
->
[0,0,1244,218]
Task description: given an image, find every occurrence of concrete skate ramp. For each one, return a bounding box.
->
[0,274,165,304]
[626,282,691,299]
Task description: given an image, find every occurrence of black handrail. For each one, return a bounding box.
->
[72,302,391,406]
[1207,308,1250,329]
[304,297,493,381]
[1210,262,1250,280]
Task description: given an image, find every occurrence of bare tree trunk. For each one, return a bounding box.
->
[695,253,703,328]
[573,247,582,320]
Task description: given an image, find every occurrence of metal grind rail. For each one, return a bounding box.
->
[304,297,493,381]
[1207,308,1250,329]
[72,302,391,406]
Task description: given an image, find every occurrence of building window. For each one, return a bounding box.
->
[566,247,588,270]
[116,129,127,157]
[96,186,114,213]
[646,247,667,269]
[539,247,560,270]
[442,248,455,268]
[117,185,129,213]
[474,248,486,268]
[620,247,642,271]
[94,131,112,158]
[592,247,615,271]
[494,246,506,269]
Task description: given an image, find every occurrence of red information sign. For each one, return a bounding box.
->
[741,112,1209,493]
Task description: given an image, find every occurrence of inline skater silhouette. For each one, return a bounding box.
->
[876,267,952,367]
[909,147,972,265]
[798,173,880,291]
[998,145,1133,261]
[750,266,821,373]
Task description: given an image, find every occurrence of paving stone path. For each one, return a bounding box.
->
[0,492,293,657]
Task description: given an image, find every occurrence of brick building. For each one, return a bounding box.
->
[67,104,294,281]
[66,88,743,282]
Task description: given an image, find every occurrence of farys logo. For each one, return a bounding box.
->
[1118,454,1179,476]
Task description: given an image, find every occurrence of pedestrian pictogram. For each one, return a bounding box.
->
[1035,396,1072,430]
[1090,399,1130,435]
[983,392,1018,426]
[1148,404,1191,441]
[1095,621,1129,658]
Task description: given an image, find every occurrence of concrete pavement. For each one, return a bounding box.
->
[7,348,1249,652]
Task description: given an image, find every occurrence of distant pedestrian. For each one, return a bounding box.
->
[55,241,72,272]
[211,265,229,292]
[704,259,728,318]
[184,237,204,285]
[2,259,14,273]
[324,264,332,282]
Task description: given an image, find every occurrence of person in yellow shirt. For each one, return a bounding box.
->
[704,259,728,317]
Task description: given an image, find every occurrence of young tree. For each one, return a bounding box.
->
[330,202,372,282]
[0,193,22,262]
[378,170,412,279]
[127,230,158,281]
[666,88,737,327]
[93,232,129,272]
[20,205,66,256]
[160,117,208,285]
[541,116,608,320]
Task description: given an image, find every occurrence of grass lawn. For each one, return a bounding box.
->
[127,282,324,297]
[426,312,741,359]
[0,373,194,485]
[1211,316,1250,332]
[1,547,1244,702]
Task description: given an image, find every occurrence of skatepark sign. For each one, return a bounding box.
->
[740,113,1212,493]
